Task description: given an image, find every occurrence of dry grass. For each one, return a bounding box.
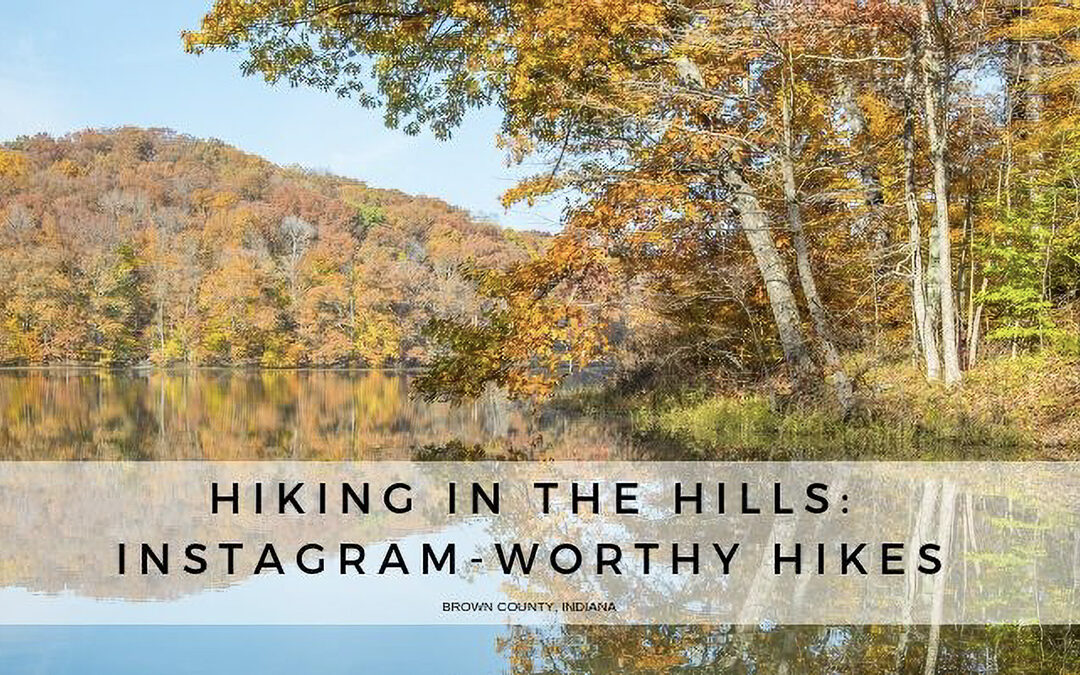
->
[860,353,1080,456]
[562,352,1080,459]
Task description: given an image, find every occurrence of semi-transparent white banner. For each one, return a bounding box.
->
[0,461,1076,625]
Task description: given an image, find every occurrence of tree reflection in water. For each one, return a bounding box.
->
[0,369,638,460]
[0,369,1074,672]
[498,625,1079,674]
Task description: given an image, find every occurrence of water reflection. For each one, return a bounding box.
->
[497,624,1080,674]
[0,370,1075,673]
[0,626,508,674]
[0,625,1074,674]
[0,368,1039,461]
[1,462,1076,626]
[0,369,640,460]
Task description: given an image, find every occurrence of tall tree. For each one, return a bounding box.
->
[185,0,867,404]
[919,0,963,385]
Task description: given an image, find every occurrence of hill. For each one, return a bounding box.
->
[0,127,544,366]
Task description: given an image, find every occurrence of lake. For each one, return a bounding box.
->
[0,369,1076,673]
[0,625,1074,673]
[0,368,641,461]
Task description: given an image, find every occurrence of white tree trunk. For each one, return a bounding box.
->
[779,66,855,412]
[924,480,957,674]
[920,0,962,385]
[904,38,941,380]
[722,163,816,385]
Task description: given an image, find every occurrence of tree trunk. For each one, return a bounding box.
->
[721,163,816,386]
[839,73,886,223]
[156,290,166,363]
[895,479,941,673]
[924,480,957,675]
[903,38,941,380]
[840,70,889,353]
[920,0,962,385]
[779,58,855,413]
[967,277,987,367]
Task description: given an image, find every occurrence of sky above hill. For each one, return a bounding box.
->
[1,0,563,232]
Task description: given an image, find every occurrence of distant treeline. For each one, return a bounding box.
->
[0,128,544,366]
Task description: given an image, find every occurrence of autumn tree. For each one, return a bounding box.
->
[184,0,859,407]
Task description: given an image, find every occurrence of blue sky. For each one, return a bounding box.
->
[1,0,563,231]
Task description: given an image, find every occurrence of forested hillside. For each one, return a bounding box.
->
[0,127,543,366]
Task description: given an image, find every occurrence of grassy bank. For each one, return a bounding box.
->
[557,354,1080,460]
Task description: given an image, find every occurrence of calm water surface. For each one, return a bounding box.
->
[0,625,1076,673]
[0,369,640,460]
[0,369,1075,673]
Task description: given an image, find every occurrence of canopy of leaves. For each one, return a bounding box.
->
[185,0,1080,401]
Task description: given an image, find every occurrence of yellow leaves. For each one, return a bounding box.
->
[496,131,536,164]
[400,15,432,38]
[50,158,81,178]
[787,80,829,139]
[495,299,607,399]
[183,0,282,52]
[502,173,565,208]
[191,187,238,212]
[201,203,258,246]
[627,229,664,247]
[211,190,240,210]
[0,150,28,181]
[994,4,1080,97]
[414,227,615,402]
[857,91,893,139]
[0,314,41,364]
[353,311,402,366]
[999,4,1080,40]
[451,0,488,20]
[196,249,283,364]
